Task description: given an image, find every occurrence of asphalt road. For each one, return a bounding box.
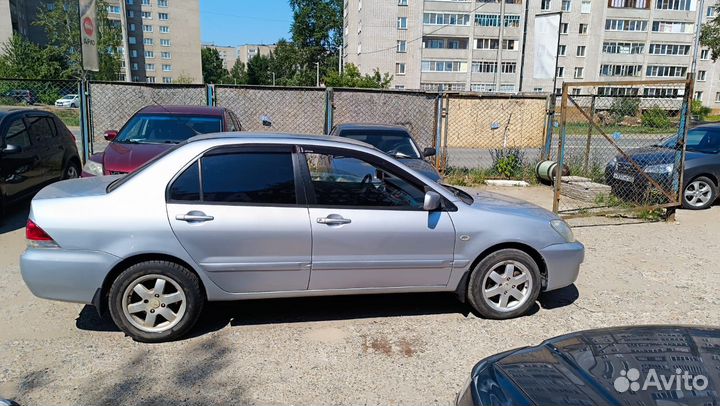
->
[1,186,718,405]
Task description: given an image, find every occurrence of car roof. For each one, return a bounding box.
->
[0,107,51,121]
[692,122,720,130]
[333,123,409,132]
[188,132,374,149]
[137,105,227,116]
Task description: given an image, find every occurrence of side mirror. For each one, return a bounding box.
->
[423,191,442,211]
[423,147,436,157]
[261,115,272,127]
[104,130,118,141]
[1,144,21,154]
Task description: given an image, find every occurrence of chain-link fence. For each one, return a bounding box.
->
[552,78,693,218]
[0,78,81,130]
[214,85,326,134]
[88,82,207,152]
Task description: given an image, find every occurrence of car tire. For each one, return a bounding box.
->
[466,249,541,319]
[682,176,717,210]
[62,161,80,180]
[108,261,205,343]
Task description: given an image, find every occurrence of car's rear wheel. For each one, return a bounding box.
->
[467,249,541,319]
[62,161,80,180]
[108,261,204,342]
[682,176,717,210]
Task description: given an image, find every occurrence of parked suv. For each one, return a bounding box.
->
[82,105,241,176]
[3,90,38,105]
[0,108,81,217]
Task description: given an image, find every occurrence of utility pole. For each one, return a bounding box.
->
[272,72,276,86]
[315,62,320,87]
[495,0,506,92]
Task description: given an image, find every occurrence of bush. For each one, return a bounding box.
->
[692,100,712,121]
[490,148,525,179]
[642,108,672,129]
[610,97,640,123]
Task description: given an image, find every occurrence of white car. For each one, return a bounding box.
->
[55,94,79,108]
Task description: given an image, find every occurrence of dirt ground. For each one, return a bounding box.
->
[0,185,718,405]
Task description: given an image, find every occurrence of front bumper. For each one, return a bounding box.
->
[20,248,121,304]
[540,241,584,291]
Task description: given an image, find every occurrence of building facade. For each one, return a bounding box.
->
[0,0,202,84]
[343,0,720,109]
[202,43,276,71]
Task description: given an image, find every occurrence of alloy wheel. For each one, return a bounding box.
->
[121,274,187,333]
[65,165,79,179]
[684,180,712,208]
[481,260,533,312]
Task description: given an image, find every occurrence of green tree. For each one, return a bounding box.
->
[247,54,272,85]
[289,0,342,56]
[226,59,248,84]
[323,64,392,88]
[34,0,122,80]
[0,34,67,79]
[701,5,720,60]
[201,47,228,84]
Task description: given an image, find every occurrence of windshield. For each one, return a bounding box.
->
[116,114,222,144]
[659,127,720,154]
[339,129,421,159]
[62,95,76,100]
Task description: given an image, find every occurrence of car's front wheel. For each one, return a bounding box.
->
[62,161,80,180]
[467,249,541,319]
[108,261,204,342]
[682,176,717,210]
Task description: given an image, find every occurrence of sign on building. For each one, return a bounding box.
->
[80,0,99,72]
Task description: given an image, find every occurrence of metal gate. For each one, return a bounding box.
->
[552,76,694,218]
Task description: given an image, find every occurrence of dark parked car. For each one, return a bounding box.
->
[606,123,720,209]
[0,108,81,217]
[3,89,38,105]
[82,105,241,176]
[457,325,720,406]
[330,123,441,181]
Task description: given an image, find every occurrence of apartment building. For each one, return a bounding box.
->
[343,0,720,109]
[202,43,277,71]
[0,0,202,84]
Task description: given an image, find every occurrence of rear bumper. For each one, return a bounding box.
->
[20,248,120,304]
[540,241,584,291]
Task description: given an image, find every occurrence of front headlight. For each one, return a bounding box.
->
[550,219,575,243]
[608,157,618,169]
[643,163,673,174]
[82,160,104,176]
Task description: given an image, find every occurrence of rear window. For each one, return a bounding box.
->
[116,114,222,145]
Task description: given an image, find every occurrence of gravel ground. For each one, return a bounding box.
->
[1,185,718,405]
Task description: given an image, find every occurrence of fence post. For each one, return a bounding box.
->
[324,88,334,134]
[79,80,92,162]
[543,93,556,160]
[206,84,215,106]
[434,93,443,170]
[552,84,569,213]
[669,73,695,220]
[583,94,596,172]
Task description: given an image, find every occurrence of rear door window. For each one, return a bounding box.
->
[4,118,31,148]
[26,116,56,144]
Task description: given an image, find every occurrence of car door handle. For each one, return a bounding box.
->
[317,216,351,225]
[176,212,214,222]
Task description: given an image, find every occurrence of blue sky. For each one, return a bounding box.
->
[200,0,293,46]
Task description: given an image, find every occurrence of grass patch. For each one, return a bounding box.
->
[564,123,676,136]
[704,115,720,123]
[52,108,80,127]
[443,163,540,187]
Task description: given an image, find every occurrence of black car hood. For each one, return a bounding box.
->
[398,158,441,181]
[617,147,707,166]
[465,325,720,406]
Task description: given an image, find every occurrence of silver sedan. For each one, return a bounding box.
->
[20,133,584,342]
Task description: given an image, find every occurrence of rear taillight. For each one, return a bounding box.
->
[26,220,59,248]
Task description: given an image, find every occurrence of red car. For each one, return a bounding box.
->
[82,105,241,176]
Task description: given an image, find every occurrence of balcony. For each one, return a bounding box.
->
[422,37,469,50]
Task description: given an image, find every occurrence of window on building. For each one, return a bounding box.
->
[708,6,716,16]
[420,83,466,91]
[424,13,471,25]
[142,0,150,5]
[422,60,468,72]
[643,88,681,97]
[475,38,498,49]
[143,25,153,32]
[127,0,134,4]
[131,63,139,71]
[397,40,407,52]
[395,85,406,90]
[571,88,581,95]
[158,0,168,7]
[162,64,172,72]
[558,44,566,55]
[128,36,137,44]
[128,10,134,17]
[608,0,650,8]
[556,66,564,77]
[158,12,169,20]
[398,17,407,29]
[141,11,152,19]
[131,49,138,58]
[145,50,155,58]
[645,65,688,77]
[160,26,170,33]
[716,92,720,103]
[396,63,406,75]
[698,70,707,81]
[541,0,551,10]
[695,91,703,100]
[108,5,121,13]
[581,0,591,13]
[648,43,691,55]
[499,84,516,93]
[579,23,588,34]
[562,0,571,11]
[161,51,171,59]
[576,45,586,56]
[600,64,643,77]
[533,87,544,92]
[143,38,153,45]
[603,41,644,54]
[398,0,408,5]
[146,63,156,71]
[574,67,584,78]
[475,14,500,27]
[504,15,520,27]
[160,39,171,46]
[503,39,517,50]
[560,23,569,33]
[471,61,496,73]
[605,19,648,31]
[163,77,172,84]
[501,62,516,73]
[652,21,693,33]
[471,83,496,92]
[655,0,693,10]
[129,23,136,32]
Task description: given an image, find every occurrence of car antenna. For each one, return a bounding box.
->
[149,96,201,136]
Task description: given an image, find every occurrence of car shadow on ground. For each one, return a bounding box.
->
[0,203,29,235]
[76,287,580,340]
